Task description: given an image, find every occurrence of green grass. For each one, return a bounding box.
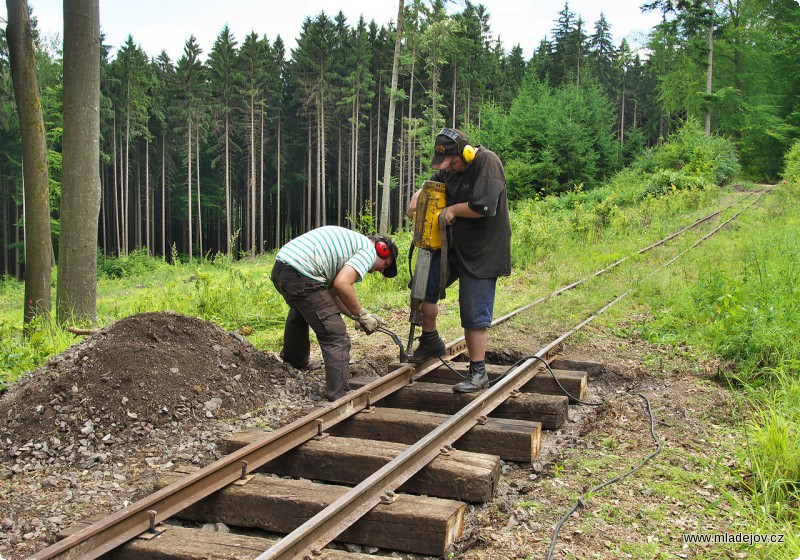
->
[631,182,800,558]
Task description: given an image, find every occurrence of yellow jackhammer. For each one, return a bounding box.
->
[406,180,448,358]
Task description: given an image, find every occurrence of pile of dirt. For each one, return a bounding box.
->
[1,312,294,445]
[0,312,325,558]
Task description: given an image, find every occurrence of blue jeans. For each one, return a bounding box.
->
[424,252,497,329]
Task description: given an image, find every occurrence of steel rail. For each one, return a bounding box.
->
[27,190,763,560]
[255,190,766,560]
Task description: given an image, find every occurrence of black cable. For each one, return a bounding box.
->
[436,356,470,380]
[545,393,662,560]
[493,355,604,406]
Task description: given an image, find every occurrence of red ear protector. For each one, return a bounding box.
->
[375,239,391,259]
[439,128,476,164]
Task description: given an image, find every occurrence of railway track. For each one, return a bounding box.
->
[30,190,766,560]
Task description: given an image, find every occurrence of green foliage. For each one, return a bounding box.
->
[347,203,377,235]
[640,169,708,198]
[507,120,729,270]
[99,249,165,278]
[189,264,283,331]
[634,120,740,186]
[718,364,800,557]
[633,182,800,542]
[639,194,800,384]
[0,316,76,386]
[783,140,800,184]
[0,274,21,298]
[738,372,800,521]
[480,75,619,197]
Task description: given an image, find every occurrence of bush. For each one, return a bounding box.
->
[99,249,163,278]
[783,140,800,184]
[635,120,740,185]
[640,169,709,199]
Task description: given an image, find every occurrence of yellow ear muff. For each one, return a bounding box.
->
[462,144,476,164]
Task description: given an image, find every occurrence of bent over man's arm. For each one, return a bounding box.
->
[332,265,363,317]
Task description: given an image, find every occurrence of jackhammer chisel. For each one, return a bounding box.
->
[406,180,448,358]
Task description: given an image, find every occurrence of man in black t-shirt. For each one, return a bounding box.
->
[406,128,511,392]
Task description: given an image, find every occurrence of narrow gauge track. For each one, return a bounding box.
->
[31,191,766,560]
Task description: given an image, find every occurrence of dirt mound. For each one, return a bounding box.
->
[1,312,288,446]
[0,312,330,558]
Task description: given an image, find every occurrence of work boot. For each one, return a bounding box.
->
[453,361,489,393]
[409,331,446,364]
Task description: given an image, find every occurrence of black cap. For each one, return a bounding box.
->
[431,128,470,168]
[379,236,398,278]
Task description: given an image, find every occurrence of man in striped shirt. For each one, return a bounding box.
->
[271,226,399,401]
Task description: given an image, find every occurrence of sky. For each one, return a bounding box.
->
[6,0,664,61]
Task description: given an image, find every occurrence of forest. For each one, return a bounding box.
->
[0,0,798,279]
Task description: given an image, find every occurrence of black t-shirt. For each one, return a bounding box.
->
[430,147,511,278]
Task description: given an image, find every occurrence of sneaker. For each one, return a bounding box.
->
[408,334,446,364]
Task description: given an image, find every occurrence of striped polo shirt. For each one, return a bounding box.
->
[276,226,376,286]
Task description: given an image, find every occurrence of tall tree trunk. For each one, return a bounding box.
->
[431,48,439,136]
[57,0,101,324]
[112,117,120,255]
[379,0,404,234]
[349,104,356,225]
[7,0,53,324]
[259,107,264,253]
[14,199,21,279]
[100,142,106,258]
[135,155,141,249]
[250,94,256,254]
[337,122,342,226]
[225,114,231,256]
[124,87,130,256]
[407,49,416,211]
[196,124,202,259]
[145,137,150,254]
[705,0,714,136]
[161,135,166,260]
[367,112,372,223]
[316,94,326,227]
[276,116,281,248]
[620,86,626,144]
[466,81,471,124]
[2,189,8,275]
[118,132,124,254]
[451,58,457,127]
[315,102,321,227]
[306,120,312,231]
[374,76,381,216]
[187,118,193,261]
[354,95,360,221]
